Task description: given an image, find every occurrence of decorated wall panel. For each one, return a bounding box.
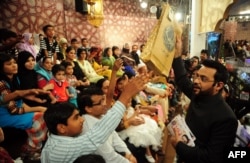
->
[0,0,157,48]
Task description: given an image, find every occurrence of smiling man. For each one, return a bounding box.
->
[170,36,238,163]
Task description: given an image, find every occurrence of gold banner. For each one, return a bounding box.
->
[140,3,182,76]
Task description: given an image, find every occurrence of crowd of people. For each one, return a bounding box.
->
[0,24,177,163]
[0,23,248,163]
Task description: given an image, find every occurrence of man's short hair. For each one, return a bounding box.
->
[1,29,17,42]
[71,38,78,43]
[202,60,228,84]
[77,86,104,115]
[81,38,87,42]
[42,24,54,33]
[200,49,209,56]
[52,64,65,76]
[73,154,105,163]
[44,102,76,135]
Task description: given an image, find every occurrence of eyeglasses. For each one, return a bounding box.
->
[192,74,214,83]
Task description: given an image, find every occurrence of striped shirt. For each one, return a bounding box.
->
[40,38,60,58]
[41,101,125,163]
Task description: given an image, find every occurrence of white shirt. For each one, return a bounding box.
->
[83,114,130,163]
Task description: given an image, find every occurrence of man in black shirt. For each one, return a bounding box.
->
[170,36,237,163]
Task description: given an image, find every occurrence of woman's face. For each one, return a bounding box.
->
[66,49,76,61]
[25,56,35,70]
[62,43,68,49]
[89,51,97,59]
[107,48,112,56]
[3,59,18,75]
[28,35,34,45]
[114,48,121,56]
[117,79,125,92]
[79,51,87,60]
[42,58,53,71]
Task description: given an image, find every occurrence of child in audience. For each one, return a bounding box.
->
[48,64,73,103]
[119,99,162,163]
[61,61,82,107]
[41,74,148,162]
[38,24,60,64]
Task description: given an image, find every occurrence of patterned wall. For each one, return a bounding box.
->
[223,21,250,41]
[223,21,237,41]
[235,22,250,41]
[0,0,157,48]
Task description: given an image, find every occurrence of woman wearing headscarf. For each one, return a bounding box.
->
[16,33,39,58]
[18,51,48,106]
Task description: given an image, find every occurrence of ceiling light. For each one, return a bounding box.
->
[140,1,148,9]
[150,5,157,14]
[175,12,182,21]
[239,10,250,15]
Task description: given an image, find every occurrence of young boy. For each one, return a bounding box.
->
[41,75,147,163]
[48,64,73,104]
[38,24,60,64]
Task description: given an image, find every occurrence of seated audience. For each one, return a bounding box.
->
[35,57,53,89]
[17,51,48,107]
[89,47,112,80]
[48,64,72,104]
[38,24,60,64]
[41,74,148,162]
[16,33,39,58]
[0,53,48,160]
[62,46,90,89]
[76,48,103,83]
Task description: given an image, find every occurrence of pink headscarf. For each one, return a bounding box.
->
[17,33,38,58]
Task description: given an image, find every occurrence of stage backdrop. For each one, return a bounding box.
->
[0,0,157,48]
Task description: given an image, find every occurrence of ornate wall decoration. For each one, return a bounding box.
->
[0,0,157,48]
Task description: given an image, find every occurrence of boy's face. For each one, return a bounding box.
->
[71,41,79,49]
[82,39,88,47]
[45,27,55,38]
[55,70,66,81]
[64,109,84,137]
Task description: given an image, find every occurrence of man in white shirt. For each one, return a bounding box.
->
[79,87,136,163]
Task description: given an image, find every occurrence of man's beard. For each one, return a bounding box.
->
[193,83,214,97]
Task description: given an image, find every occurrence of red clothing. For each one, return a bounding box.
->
[49,79,69,102]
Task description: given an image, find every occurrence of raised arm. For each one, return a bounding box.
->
[172,35,193,98]
[106,58,123,108]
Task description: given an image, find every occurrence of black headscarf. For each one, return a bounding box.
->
[17,51,38,90]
